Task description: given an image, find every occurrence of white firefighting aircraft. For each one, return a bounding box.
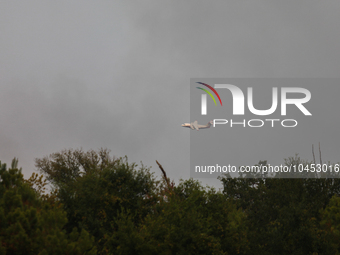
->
[181,120,213,131]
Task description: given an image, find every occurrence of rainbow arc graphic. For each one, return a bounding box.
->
[196,82,222,115]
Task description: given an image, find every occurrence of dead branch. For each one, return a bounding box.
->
[156,160,171,192]
[312,144,316,165]
[319,142,322,165]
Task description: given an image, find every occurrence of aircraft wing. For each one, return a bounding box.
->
[192,121,199,131]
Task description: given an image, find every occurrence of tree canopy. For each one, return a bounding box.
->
[1,149,340,254]
[0,158,97,255]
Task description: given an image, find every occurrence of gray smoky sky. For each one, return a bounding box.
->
[1,1,340,188]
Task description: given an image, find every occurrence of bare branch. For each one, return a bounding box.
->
[312,144,316,165]
[156,160,171,191]
[319,142,322,165]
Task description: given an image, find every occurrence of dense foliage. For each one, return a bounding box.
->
[0,158,96,255]
[2,149,340,254]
